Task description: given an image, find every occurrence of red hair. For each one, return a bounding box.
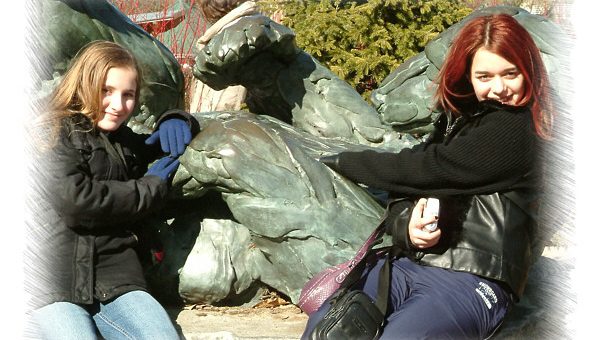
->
[435,13,553,139]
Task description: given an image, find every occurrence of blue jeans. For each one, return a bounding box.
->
[32,290,180,340]
[303,257,512,339]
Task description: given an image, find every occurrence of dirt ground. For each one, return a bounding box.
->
[167,303,308,339]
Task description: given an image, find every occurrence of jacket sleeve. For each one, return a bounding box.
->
[384,198,417,254]
[48,135,170,230]
[336,109,538,196]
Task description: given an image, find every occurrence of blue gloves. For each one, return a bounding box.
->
[145,118,192,157]
[145,156,180,182]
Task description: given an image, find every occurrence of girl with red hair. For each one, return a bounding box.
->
[303,13,553,339]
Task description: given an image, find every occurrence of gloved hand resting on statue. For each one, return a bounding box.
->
[145,118,192,157]
[145,156,181,182]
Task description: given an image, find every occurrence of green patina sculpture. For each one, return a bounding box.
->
[35,1,570,317]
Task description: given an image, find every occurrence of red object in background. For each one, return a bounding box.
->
[129,8,186,36]
[112,0,209,110]
[116,0,205,68]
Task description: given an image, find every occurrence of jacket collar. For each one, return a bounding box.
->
[470,100,528,118]
[440,100,529,142]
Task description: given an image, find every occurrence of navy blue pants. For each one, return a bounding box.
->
[302,257,512,339]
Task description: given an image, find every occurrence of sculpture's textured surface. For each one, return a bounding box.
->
[168,112,408,303]
[36,1,570,312]
[194,16,404,149]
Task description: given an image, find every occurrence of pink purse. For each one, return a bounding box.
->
[297,221,388,315]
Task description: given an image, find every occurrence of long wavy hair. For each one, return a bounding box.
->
[435,13,553,139]
[46,40,142,139]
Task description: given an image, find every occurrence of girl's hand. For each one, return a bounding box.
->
[145,156,180,182]
[145,118,192,157]
[408,198,441,249]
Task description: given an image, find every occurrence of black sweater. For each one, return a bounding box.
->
[336,101,540,197]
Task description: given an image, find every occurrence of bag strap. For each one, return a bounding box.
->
[349,197,409,267]
[374,252,391,316]
[353,218,387,262]
[339,218,388,290]
[331,199,414,318]
[336,202,400,317]
[336,243,391,316]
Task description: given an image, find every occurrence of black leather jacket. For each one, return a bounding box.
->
[30,110,197,308]
[336,101,541,298]
[391,104,539,298]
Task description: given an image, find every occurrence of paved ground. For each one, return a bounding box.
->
[168,304,307,340]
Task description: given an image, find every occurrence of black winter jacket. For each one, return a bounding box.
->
[335,101,541,298]
[32,110,198,308]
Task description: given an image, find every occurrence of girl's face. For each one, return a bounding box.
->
[470,48,525,106]
[97,66,137,132]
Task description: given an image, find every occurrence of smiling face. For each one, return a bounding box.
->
[97,66,137,132]
[470,48,525,106]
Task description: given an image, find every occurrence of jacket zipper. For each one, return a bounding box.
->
[444,115,463,141]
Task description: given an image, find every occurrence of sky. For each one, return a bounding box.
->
[3,0,600,338]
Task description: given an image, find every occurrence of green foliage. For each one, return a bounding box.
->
[260,0,471,99]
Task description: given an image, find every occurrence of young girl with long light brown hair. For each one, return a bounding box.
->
[30,40,198,339]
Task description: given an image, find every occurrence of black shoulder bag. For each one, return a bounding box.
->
[307,252,391,340]
[307,198,415,340]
